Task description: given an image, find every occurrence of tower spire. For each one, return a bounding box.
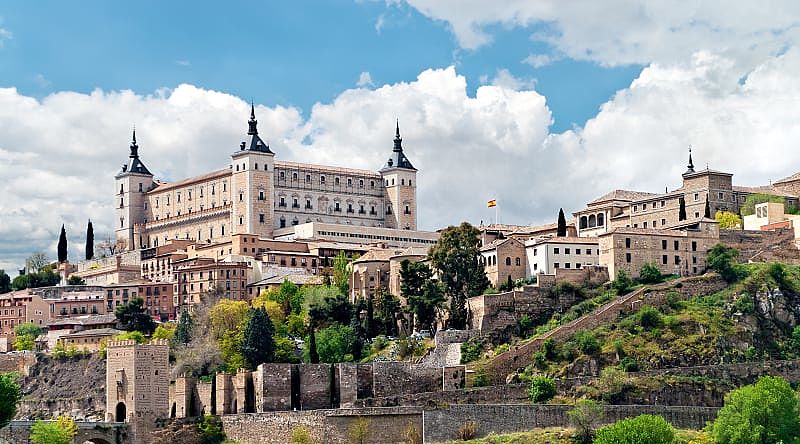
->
[686,145,695,173]
[393,119,402,152]
[247,101,258,135]
[130,126,139,158]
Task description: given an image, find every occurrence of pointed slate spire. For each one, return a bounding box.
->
[240,102,273,153]
[686,145,695,173]
[382,119,416,171]
[248,101,258,135]
[393,119,402,152]
[130,126,139,159]
[119,126,152,176]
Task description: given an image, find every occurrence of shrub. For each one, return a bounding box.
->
[198,415,225,444]
[619,356,639,372]
[541,338,557,360]
[571,331,600,355]
[30,416,78,444]
[710,376,800,444]
[638,263,663,284]
[460,338,483,364]
[348,417,370,444]
[568,399,604,444]
[598,367,628,403]
[733,294,755,314]
[528,376,556,403]
[458,421,478,441]
[638,306,663,329]
[472,370,489,388]
[612,270,634,295]
[532,351,548,370]
[594,414,676,444]
[517,315,535,336]
[404,421,422,444]
[707,244,741,283]
[291,426,315,444]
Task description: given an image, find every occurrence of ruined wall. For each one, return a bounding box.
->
[0,352,37,376]
[434,329,479,346]
[255,364,292,411]
[220,407,422,444]
[720,228,800,262]
[372,363,442,399]
[422,404,718,443]
[297,364,334,410]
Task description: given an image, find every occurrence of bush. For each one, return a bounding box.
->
[460,338,483,364]
[612,270,634,295]
[733,294,755,314]
[458,421,478,441]
[598,367,629,403]
[571,331,600,355]
[638,306,663,329]
[619,356,639,372]
[707,244,741,283]
[404,421,422,444]
[594,414,676,444]
[568,399,604,444]
[638,263,663,284]
[541,338,557,360]
[198,415,225,444]
[710,376,800,444]
[291,426,315,444]
[528,375,556,403]
[472,370,489,388]
[348,417,370,444]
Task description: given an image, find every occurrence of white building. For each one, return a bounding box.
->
[525,237,600,276]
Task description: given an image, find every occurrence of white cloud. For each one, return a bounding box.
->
[375,14,386,33]
[523,53,559,68]
[175,60,191,67]
[402,0,800,68]
[490,69,536,90]
[33,74,50,88]
[0,27,12,48]
[356,71,375,88]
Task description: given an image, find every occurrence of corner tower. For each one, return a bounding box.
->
[380,121,417,230]
[115,130,153,251]
[231,104,275,238]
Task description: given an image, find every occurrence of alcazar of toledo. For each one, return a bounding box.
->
[115,105,419,251]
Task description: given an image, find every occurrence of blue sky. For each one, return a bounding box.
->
[0,0,640,132]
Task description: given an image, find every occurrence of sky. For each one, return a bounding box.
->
[3,1,800,271]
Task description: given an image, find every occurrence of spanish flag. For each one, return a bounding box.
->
[487,199,497,208]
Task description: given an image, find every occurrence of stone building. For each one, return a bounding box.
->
[575,149,800,237]
[172,257,251,310]
[598,219,720,279]
[106,339,170,423]
[480,237,527,287]
[524,236,600,275]
[349,247,427,303]
[115,109,419,251]
[744,202,800,243]
[0,290,48,347]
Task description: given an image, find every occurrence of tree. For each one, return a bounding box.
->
[594,414,676,444]
[376,288,400,337]
[333,251,350,296]
[0,372,21,429]
[208,299,250,339]
[638,263,662,284]
[57,224,67,263]
[612,270,633,295]
[307,329,320,363]
[307,292,353,329]
[26,253,49,273]
[400,260,445,333]
[710,376,800,444]
[707,244,740,283]
[0,270,10,294]
[115,297,156,334]
[315,324,357,363]
[174,311,193,345]
[557,208,567,237]
[85,220,94,261]
[740,193,785,216]
[428,222,490,329]
[30,416,78,444]
[348,417,370,444]
[715,211,742,229]
[14,322,42,351]
[152,323,176,341]
[240,307,276,369]
[528,375,556,403]
[678,197,687,221]
[66,275,85,285]
[568,399,604,444]
[364,296,375,338]
[704,196,711,218]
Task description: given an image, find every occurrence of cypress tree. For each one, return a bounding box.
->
[57,225,68,263]
[174,311,193,345]
[365,296,375,338]
[240,307,276,369]
[704,196,712,219]
[308,329,319,363]
[557,208,567,237]
[678,198,687,221]
[85,220,94,261]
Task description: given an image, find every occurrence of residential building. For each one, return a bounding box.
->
[525,237,600,276]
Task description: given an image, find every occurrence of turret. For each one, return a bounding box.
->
[380,121,417,230]
[231,103,275,237]
[115,129,153,251]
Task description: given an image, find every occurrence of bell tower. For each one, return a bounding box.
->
[231,104,275,238]
[115,129,153,251]
[380,121,417,230]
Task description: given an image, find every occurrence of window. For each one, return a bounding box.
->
[306,199,312,209]
[674,255,681,265]
[258,190,265,201]
[643,222,648,228]
[306,174,311,183]
[334,202,341,212]
[625,238,631,248]
[576,248,581,255]
[652,202,656,209]
[138,183,143,192]
[239,216,243,225]
[279,171,285,180]
[554,247,560,254]
[694,193,699,201]
[515,257,521,266]
[718,192,724,199]
[554,263,560,269]
[633,205,638,212]
[239,192,244,202]
[347,178,352,187]
[259,213,265,224]
[212,184,216,195]
[293,172,298,181]
[652,220,657,228]
[177,192,181,203]
[223,182,227,192]
[586,249,591,255]
[692,241,697,251]
[695,212,700,218]
[293,198,299,208]
[565,248,571,254]
[335,177,340,185]
[661,218,666,226]
[279,197,286,207]
[625,253,631,263]
[662,255,668,264]
[359,179,364,188]
[320,175,326,184]
[674,240,679,250]
[405,205,410,214]
[661,200,665,207]
[280,218,286,228]
[505,257,511,266]
[565,263,571,269]
[347,203,353,213]
[662,239,668,249]
[370,180,375,188]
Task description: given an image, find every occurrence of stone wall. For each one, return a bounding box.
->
[372,363,442,399]
[297,364,334,410]
[17,354,105,421]
[422,404,718,443]
[483,274,728,383]
[220,407,423,444]
[434,329,479,346]
[0,352,37,376]
[719,228,800,262]
[255,364,292,411]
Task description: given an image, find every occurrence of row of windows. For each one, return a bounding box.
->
[316,230,435,244]
[623,237,697,252]
[152,182,227,208]
[579,214,605,229]
[552,263,587,269]
[530,247,598,256]
[482,256,522,266]
[624,253,697,266]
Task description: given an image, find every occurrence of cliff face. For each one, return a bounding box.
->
[16,354,106,421]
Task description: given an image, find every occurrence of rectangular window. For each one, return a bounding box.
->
[662,255,668,265]
[675,255,681,265]
[643,222,648,228]
[692,241,697,251]
[625,253,631,263]
[674,240,679,250]
[554,247,560,254]
[575,248,581,255]
[625,238,631,248]
[661,200,665,207]
[565,263,571,269]
[586,249,592,255]
[661,218,666,226]
[662,240,667,249]
[554,263,560,269]
[565,248,571,254]
[633,205,637,212]
[259,213,265,224]
[719,192,724,199]
[694,193,699,201]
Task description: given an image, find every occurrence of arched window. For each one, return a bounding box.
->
[597,213,605,226]
[515,257,521,266]
[254,163,258,170]
[588,214,597,228]
[505,257,511,266]
[580,216,588,229]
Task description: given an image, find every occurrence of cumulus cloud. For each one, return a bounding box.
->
[402,0,800,68]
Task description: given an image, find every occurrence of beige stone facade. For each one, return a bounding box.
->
[598,220,720,279]
[172,257,251,311]
[480,238,527,288]
[106,339,170,423]
[350,247,427,302]
[115,111,418,252]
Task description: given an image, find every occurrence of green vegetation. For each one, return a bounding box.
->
[30,416,78,444]
[0,270,10,294]
[528,376,556,403]
[291,426,314,444]
[197,415,226,444]
[739,193,793,216]
[66,275,86,285]
[612,270,634,295]
[710,376,800,444]
[114,297,156,334]
[314,324,357,363]
[13,322,41,351]
[707,244,742,283]
[241,307,276,369]
[85,219,94,261]
[639,263,663,284]
[567,399,604,444]
[0,372,21,429]
[594,414,676,444]
[57,224,67,263]
[715,211,742,229]
[400,259,446,333]
[461,337,484,364]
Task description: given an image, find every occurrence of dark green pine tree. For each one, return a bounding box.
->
[240,307,276,369]
[85,220,94,261]
[173,311,193,345]
[349,306,365,361]
[365,296,375,338]
[308,328,320,363]
[114,297,156,334]
[678,197,687,221]
[704,196,712,219]
[57,225,68,263]
[557,208,567,237]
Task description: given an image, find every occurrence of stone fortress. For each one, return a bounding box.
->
[115,106,418,251]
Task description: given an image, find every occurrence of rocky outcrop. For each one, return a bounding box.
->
[16,354,105,420]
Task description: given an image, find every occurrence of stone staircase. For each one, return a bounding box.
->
[481,274,726,383]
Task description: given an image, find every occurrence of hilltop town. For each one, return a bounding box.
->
[4,110,800,444]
